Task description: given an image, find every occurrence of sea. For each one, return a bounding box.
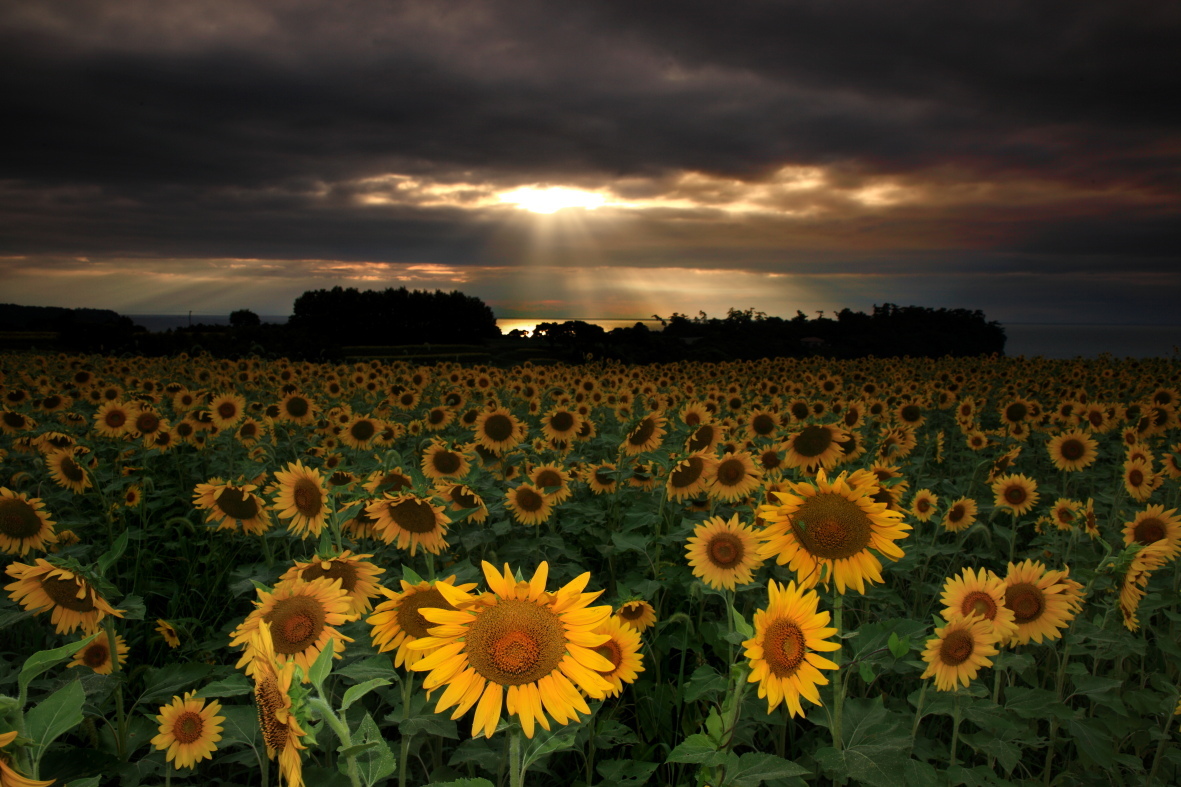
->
[125,315,1181,360]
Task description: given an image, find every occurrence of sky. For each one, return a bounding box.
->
[1,0,1179,325]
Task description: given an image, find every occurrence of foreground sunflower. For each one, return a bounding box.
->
[278,551,386,616]
[615,600,657,632]
[1121,504,1181,560]
[272,461,329,539]
[743,579,840,717]
[68,631,129,674]
[0,731,54,787]
[5,558,123,634]
[151,691,224,770]
[991,473,1040,517]
[590,615,645,697]
[1046,429,1099,472]
[685,514,765,590]
[367,493,450,555]
[409,561,615,738]
[229,577,357,680]
[249,621,308,787]
[0,487,57,556]
[758,469,911,594]
[368,575,479,668]
[1001,560,1085,645]
[939,568,1017,644]
[941,497,979,533]
[920,614,999,691]
[193,478,272,535]
[1119,541,1171,631]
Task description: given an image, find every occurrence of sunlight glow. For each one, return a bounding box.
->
[498,186,609,213]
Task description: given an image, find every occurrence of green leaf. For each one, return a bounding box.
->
[65,779,102,787]
[97,528,129,575]
[26,678,86,769]
[337,656,399,683]
[340,678,392,711]
[195,673,253,699]
[611,531,650,553]
[681,665,727,703]
[888,632,910,659]
[729,603,754,638]
[423,780,495,787]
[1004,687,1073,721]
[402,565,425,585]
[394,712,460,739]
[814,744,909,787]
[348,713,397,787]
[596,759,658,786]
[727,751,810,786]
[217,705,261,750]
[309,637,336,696]
[115,593,146,621]
[665,733,727,767]
[19,633,99,706]
[521,723,581,769]
[136,662,213,706]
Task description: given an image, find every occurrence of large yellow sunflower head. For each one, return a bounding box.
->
[4,558,123,634]
[590,615,645,697]
[150,691,225,770]
[1001,560,1085,646]
[0,487,57,557]
[685,514,765,591]
[368,575,479,668]
[279,550,386,616]
[920,614,1000,692]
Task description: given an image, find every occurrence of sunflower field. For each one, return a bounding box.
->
[0,351,1179,787]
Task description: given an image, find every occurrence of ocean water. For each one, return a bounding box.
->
[125,315,1181,360]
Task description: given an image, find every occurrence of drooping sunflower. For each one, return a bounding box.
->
[368,575,478,668]
[472,407,526,454]
[433,482,489,524]
[665,452,717,502]
[910,489,939,523]
[1121,504,1181,560]
[1122,458,1160,503]
[1046,430,1098,472]
[421,441,473,481]
[708,451,763,503]
[279,551,386,616]
[156,619,181,648]
[151,691,224,771]
[685,514,765,591]
[622,412,667,456]
[363,467,415,496]
[758,469,911,594]
[590,615,645,697]
[409,561,615,739]
[686,421,724,454]
[46,448,92,494]
[505,483,556,526]
[0,487,57,556]
[1001,560,1085,646]
[193,478,272,535]
[248,620,308,787]
[229,577,357,681]
[941,497,978,533]
[743,579,840,717]
[615,600,657,632]
[0,730,55,787]
[272,461,330,539]
[939,567,1018,644]
[782,425,848,472]
[366,493,450,555]
[5,558,123,634]
[991,473,1040,517]
[919,614,999,691]
[1118,541,1171,631]
[68,630,128,675]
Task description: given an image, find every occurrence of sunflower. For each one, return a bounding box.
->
[248,620,308,787]
[758,469,911,594]
[363,468,415,496]
[1122,458,1160,503]
[708,451,763,503]
[433,482,489,524]
[622,412,667,456]
[941,497,978,533]
[229,577,357,681]
[421,441,473,481]
[272,461,330,540]
[472,407,526,454]
[529,463,573,504]
[745,409,781,440]
[666,452,717,502]
[93,400,134,439]
[1121,505,1181,560]
[156,618,181,648]
[1049,499,1081,532]
[919,614,999,691]
[540,407,582,443]
[991,473,1040,517]
[46,448,92,494]
[939,567,1017,644]
[151,691,224,770]
[743,579,840,717]
[4,558,123,634]
[339,415,382,450]
[615,600,657,632]
[409,561,615,739]
[367,493,450,555]
[0,487,57,556]
[1046,430,1098,472]
[590,615,645,697]
[368,575,478,668]
[0,731,55,787]
[1001,560,1085,646]
[505,483,555,526]
[986,447,1022,483]
[910,489,939,523]
[278,392,317,426]
[782,425,848,472]
[685,514,765,590]
[68,631,129,674]
[193,478,272,535]
[279,551,386,616]
[208,393,246,430]
[1118,541,1171,631]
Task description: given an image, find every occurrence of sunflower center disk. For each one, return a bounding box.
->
[1060,440,1084,460]
[707,533,744,568]
[1133,518,1165,545]
[793,426,833,458]
[302,561,359,592]
[628,419,656,447]
[1005,583,1045,623]
[550,412,574,432]
[593,640,623,674]
[218,403,238,419]
[939,630,974,666]
[292,481,323,518]
[671,458,704,488]
[962,591,997,620]
[1128,470,1144,486]
[106,412,126,428]
[216,487,260,520]
[751,415,776,435]
[59,457,85,482]
[791,494,872,560]
[174,711,205,744]
[715,458,745,486]
[255,678,289,752]
[465,599,566,686]
[483,415,514,442]
[351,421,375,441]
[434,452,462,474]
[0,499,42,538]
[285,398,309,418]
[40,575,96,612]
[1004,487,1026,505]
[514,488,544,513]
[687,425,715,452]
[267,596,326,655]
[397,588,452,638]
[763,619,806,678]
[84,642,110,668]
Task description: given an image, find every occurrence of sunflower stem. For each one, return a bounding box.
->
[949,691,962,769]
[1042,639,1073,786]
[399,673,414,787]
[1146,687,1180,787]
[910,679,928,754]
[103,615,129,761]
[509,725,524,787]
[832,593,845,751]
[310,696,362,787]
